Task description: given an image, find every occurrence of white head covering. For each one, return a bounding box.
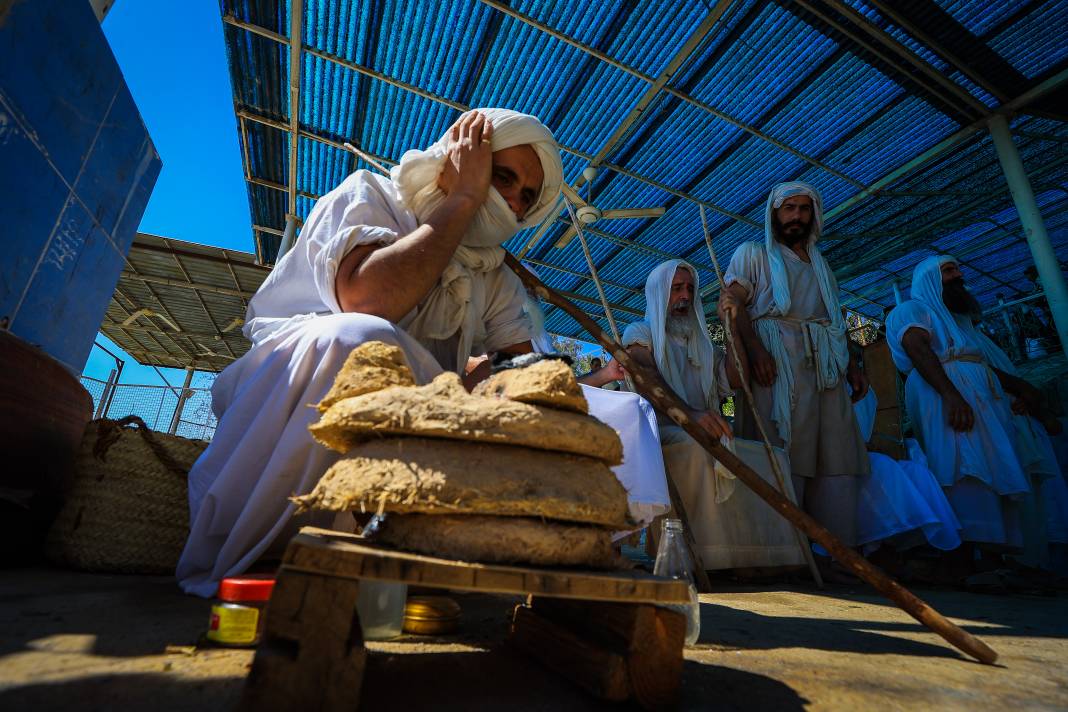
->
[902,255,979,363]
[391,109,562,370]
[642,259,719,410]
[391,108,563,247]
[755,182,849,444]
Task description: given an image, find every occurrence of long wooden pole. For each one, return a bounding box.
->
[504,251,998,665]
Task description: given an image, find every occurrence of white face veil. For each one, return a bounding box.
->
[642,259,719,410]
[390,108,563,248]
[386,108,563,372]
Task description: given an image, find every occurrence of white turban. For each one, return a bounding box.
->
[382,109,560,370]
[758,181,849,445]
[391,108,563,247]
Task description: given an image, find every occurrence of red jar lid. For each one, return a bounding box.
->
[218,575,276,602]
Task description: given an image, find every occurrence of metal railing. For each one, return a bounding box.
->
[80,376,217,441]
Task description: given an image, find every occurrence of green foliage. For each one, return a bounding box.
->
[550,335,597,375]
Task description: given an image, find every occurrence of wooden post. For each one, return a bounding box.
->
[239,570,367,712]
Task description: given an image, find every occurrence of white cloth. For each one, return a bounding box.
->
[523,293,555,355]
[851,391,962,551]
[392,108,562,247]
[243,171,532,373]
[724,182,849,445]
[622,260,722,412]
[580,385,670,527]
[886,256,1031,545]
[178,313,446,597]
[622,315,735,503]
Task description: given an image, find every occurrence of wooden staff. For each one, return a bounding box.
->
[504,251,998,665]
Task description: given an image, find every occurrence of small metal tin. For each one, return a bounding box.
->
[402,595,461,635]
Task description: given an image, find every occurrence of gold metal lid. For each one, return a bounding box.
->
[404,595,461,622]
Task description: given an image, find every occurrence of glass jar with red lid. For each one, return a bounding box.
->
[206,575,276,647]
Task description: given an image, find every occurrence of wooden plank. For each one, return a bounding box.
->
[513,598,685,710]
[239,570,366,712]
[510,605,631,702]
[282,527,691,604]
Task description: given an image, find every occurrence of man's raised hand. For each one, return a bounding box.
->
[437,111,494,208]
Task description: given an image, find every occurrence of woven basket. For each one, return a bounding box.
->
[45,416,207,575]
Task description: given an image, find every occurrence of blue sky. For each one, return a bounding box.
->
[82,1,249,389]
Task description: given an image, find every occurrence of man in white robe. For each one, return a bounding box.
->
[886,255,1065,568]
[177,109,563,596]
[722,182,870,557]
[622,260,805,570]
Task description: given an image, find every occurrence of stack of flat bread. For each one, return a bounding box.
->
[293,342,629,568]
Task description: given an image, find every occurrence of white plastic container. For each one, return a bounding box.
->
[356,580,408,640]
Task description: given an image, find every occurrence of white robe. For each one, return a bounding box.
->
[852,390,962,552]
[886,262,1030,546]
[177,172,532,597]
[623,321,805,569]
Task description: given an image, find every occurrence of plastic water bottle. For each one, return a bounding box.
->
[653,518,701,646]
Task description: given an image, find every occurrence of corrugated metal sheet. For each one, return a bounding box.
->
[219,0,1068,340]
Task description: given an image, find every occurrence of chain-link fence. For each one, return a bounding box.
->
[80,376,217,441]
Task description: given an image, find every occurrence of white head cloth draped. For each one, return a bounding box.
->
[888,254,979,372]
[389,108,563,368]
[642,259,720,410]
[758,181,849,445]
[641,259,737,502]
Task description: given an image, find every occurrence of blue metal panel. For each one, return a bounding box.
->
[0,0,160,372]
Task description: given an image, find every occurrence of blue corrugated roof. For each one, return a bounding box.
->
[219,0,1068,340]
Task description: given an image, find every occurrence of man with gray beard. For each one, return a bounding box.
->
[623,260,807,570]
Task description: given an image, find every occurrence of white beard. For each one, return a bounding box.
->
[666,313,695,340]
[405,183,520,247]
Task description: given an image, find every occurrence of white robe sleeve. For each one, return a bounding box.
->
[305,172,405,315]
[480,266,533,354]
[622,321,653,348]
[723,242,761,302]
[885,300,934,373]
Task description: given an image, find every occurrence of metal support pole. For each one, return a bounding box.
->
[95,369,117,419]
[988,115,1068,351]
[277,214,299,262]
[891,281,903,306]
[168,367,195,435]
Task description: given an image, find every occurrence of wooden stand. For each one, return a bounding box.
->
[239,527,690,712]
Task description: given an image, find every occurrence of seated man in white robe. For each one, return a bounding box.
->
[722,182,870,564]
[886,255,1063,573]
[622,260,805,570]
[177,109,564,596]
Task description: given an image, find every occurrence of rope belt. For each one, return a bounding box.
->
[755,314,833,372]
[941,351,1001,399]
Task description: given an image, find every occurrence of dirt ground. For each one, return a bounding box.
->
[0,567,1065,711]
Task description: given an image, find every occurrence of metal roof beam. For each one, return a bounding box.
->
[861,0,1008,103]
[793,0,988,118]
[120,271,256,300]
[824,65,1068,221]
[475,0,866,190]
[557,290,643,317]
[223,14,815,228]
[130,241,271,272]
[286,0,303,218]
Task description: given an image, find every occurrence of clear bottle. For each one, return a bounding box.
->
[356,580,408,640]
[653,518,701,647]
